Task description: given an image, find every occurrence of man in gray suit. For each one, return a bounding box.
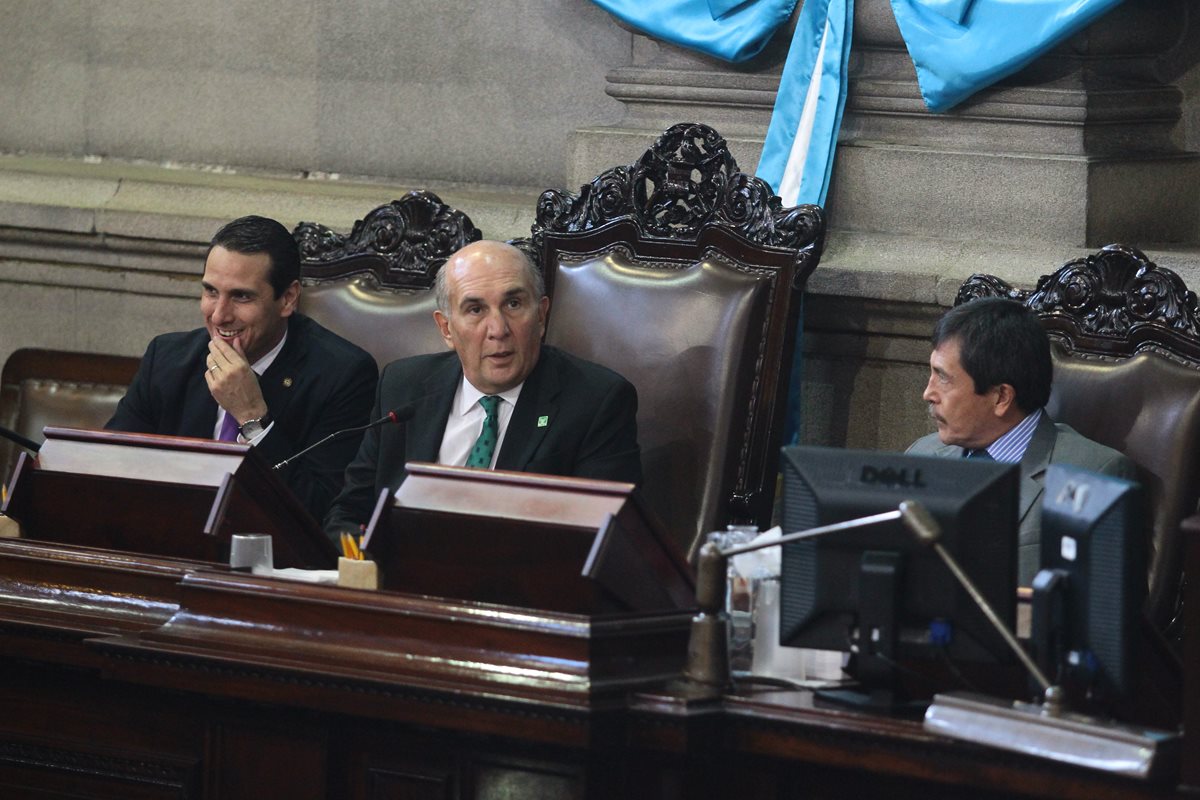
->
[907,297,1135,584]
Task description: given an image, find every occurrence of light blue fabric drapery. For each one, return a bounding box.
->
[755,0,853,207]
[587,0,799,63]
[891,0,1126,112]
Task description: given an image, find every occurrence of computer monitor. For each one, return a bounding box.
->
[1031,464,1145,707]
[778,445,1019,704]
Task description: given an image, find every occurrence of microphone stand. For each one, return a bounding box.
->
[273,409,406,471]
[684,507,907,691]
[906,501,1179,780]
[0,424,41,455]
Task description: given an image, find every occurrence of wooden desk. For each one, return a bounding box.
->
[0,538,1191,799]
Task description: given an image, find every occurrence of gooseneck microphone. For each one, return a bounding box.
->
[0,424,41,455]
[272,402,416,471]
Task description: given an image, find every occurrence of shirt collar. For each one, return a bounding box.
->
[984,408,1042,463]
[453,375,523,416]
[249,325,288,376]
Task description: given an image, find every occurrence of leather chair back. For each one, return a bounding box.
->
[530,123,825,557]
[295,191,480,369]
[958,244,1200,633]
[0,349,141,484]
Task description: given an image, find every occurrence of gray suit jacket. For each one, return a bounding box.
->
[907,412,1136,584]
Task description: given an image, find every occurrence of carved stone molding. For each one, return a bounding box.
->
[294,191,481,291]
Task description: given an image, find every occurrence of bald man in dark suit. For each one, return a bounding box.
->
[324,240,640,539]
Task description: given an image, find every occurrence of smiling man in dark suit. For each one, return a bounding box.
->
[107,215,378,523]
[324,239,642,539]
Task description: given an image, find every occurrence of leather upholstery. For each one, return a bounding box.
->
[14,379,127,441]
[1049,345,1200,630]
[0,349,141,485]
[545,249,771,557]
[300,280,446,370]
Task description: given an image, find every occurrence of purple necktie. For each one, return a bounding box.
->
[217,411,240,442]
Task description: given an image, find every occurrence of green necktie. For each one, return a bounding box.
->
[465,395,501,468]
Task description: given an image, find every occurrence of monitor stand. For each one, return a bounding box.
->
[812,551,927,717]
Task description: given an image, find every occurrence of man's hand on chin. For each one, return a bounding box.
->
[205,337,267,424]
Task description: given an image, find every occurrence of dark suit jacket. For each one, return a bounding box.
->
[907,411,1136,584]
[107,314,378,522]
[324,345,642,535]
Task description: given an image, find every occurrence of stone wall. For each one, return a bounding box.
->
[0,0,627,188]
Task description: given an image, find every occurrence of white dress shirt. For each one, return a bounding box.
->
[437,376,524,468]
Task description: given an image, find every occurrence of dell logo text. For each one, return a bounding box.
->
[860,465,927,489]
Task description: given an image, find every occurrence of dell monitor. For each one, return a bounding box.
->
[778,445,1020,707]
[1031,464,1146,710]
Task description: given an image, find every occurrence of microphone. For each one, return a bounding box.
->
[0,424,41,454]
[272,402,416,471]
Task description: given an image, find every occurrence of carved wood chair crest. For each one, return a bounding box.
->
[531,122,824,284]
[294,190,481,291]
[957,243,1200,363]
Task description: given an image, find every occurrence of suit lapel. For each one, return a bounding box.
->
[931,441,962,458]
[178,333,219,438]
[408,358,461,462]
[495,350,557,471]
[259,321,305,426]
[180,368,220,438]
[1018,413,1056,524]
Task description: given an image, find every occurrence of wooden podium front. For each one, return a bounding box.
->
[2,426,337,567]
[364,463,695,613]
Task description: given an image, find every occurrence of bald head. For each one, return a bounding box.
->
[435,241,544,316]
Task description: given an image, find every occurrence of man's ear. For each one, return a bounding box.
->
[433,309,454,350]
[537,295,549,334]
[992,383,1017,417]
[280,280,301,317]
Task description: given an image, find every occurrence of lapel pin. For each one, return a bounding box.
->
[537,415,549,428]
[282,377,294,388]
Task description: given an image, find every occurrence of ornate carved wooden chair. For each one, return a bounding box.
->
[295,191,481,369]
[528,123,826,558]
[958,244,1200,636]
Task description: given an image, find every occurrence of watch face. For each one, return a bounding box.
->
[240,418,267,439]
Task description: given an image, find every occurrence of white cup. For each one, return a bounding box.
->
[229,533,273,575]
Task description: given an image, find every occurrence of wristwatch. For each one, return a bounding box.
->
[238,413,271,440]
